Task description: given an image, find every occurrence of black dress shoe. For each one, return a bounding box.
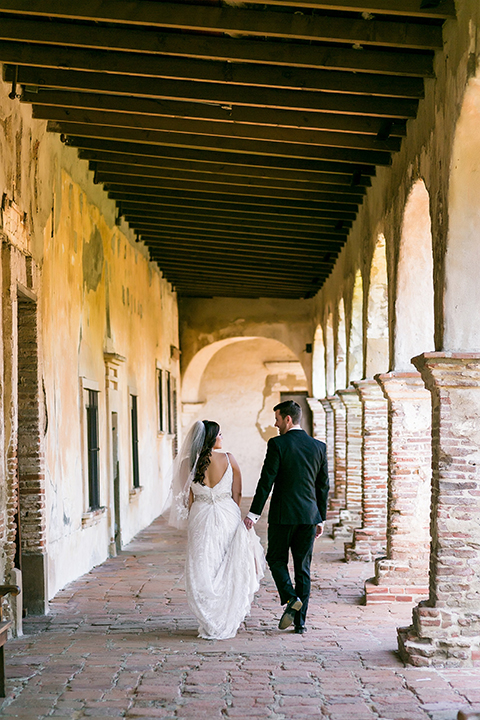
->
[278,597,303,629]
[294,626,307,634]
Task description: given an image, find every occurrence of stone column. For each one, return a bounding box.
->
[364,372,431,604]
[333,388,363,539]
[307,397,326,443]
[320,399,335,517]
[327,394,347,516]
[398,354,480,667]
[345,379,388,562]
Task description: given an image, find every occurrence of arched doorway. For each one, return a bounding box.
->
[182,337,309,495]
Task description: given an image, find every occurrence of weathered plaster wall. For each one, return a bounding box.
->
[185,337,308,496]
[0,74,179,599]
[179,296,315,389]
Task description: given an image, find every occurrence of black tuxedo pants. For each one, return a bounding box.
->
[266,523,317,628]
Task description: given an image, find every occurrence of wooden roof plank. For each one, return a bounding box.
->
[48,121,393,166]
[0,1,444,49]
[0,17,435,76]
[79,149,372,186]
[6,66,419,118]
[26,90,407,136]
[0,40,425,98]
[34,106,402,152]
[63,136,377,176]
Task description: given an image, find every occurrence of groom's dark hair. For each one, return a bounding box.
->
[274,400,302,424]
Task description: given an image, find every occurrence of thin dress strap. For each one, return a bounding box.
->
[225,452,230,468]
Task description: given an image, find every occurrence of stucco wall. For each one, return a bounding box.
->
[0,74,179,599]
[183,337,308,496]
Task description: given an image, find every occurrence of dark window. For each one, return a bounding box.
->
[166,371,173,435]
[131,394,140,489]
[172,377,178,458]
[157,369,164,432]
[86,390,100,510]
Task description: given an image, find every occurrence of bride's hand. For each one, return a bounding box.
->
[244,516,254,530]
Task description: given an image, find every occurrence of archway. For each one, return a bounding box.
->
[182,337,309,495]
[336,298,347,391]
[348,270,363,383]
[312,324,326,399]
[444,74,480,350]
[395,180,434,368]
[325,312,335,396]
[366,234,389,377]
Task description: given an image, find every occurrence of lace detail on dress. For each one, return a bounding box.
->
[185,453,265,640]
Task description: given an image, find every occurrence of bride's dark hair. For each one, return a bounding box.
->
[193,420,220,485]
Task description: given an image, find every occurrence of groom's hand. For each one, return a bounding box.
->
[244,516,254,530]
[315,522,324,538]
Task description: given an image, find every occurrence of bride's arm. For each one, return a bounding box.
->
[229,453,242,507]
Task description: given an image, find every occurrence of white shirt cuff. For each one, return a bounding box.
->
[247,512,260,523]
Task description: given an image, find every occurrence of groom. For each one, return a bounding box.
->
[244,400,329,633]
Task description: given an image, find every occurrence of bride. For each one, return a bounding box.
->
[169,420,265,640]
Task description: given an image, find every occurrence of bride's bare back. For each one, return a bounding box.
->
[203,451,229,488]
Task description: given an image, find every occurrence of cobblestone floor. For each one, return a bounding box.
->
[2,509,480,720]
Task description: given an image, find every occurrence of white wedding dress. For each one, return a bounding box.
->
[185,455,265,640]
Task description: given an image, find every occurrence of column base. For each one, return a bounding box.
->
[363,557,429,604]
[365,578,429,605]
[344,528,386,562]
[332,509,362,540]
[398,605,480,667]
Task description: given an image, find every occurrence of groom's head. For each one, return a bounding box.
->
[274,401,302,435]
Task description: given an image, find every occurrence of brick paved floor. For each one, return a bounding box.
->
[2,508,480,720]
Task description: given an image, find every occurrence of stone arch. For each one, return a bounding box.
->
[348,269,363,383]
[336,298,347,391]
[366,234,389,377]
[395,180,435,369]
[325,311,335,396]
[182,336,309,495]
[444,74,480,350]
[312,324,326,399]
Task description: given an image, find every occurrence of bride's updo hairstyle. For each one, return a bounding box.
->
[193,420,220,485]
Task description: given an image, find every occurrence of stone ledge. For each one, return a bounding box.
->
[365,579,429,605]
[82,506,106,529]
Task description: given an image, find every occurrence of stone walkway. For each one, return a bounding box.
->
[2,510,480,720]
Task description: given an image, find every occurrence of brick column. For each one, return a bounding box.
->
[327,394,347,515]
[333,388,363,539]
[398,353,480,667]
[345,379,388,562]
[307,397,326,443]
[364,372,431,604]
[320,399,335,518]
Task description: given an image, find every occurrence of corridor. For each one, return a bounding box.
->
[1,512,480,720]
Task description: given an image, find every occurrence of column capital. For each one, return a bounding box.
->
[412,352,480,390]
[320,398,334,413]
[306,397,323,412]
[353,378,386,403]
[375,371,430,403]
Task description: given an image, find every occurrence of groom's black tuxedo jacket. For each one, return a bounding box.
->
[250,429,329,525]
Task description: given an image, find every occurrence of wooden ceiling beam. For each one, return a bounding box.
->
[25,90,407,137]
[0,17,435,77]
[34,106,402,153]
[141,240,340,260]
[122,211,349,235]
[0,1,444,49]
[135,225,347,245]
[5,66,419,119]
[103,185,359,212]
[0,41,425,99]
[152,262,328,281]
[79,150,371,188]
[63,136,377,177]
[232,0,455,19]
[99,175,363,205]
[94,164,366,196]
[49,122,392,166]
[108,193,357,221]
[150,252,333,271]
[121,206,353,231]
